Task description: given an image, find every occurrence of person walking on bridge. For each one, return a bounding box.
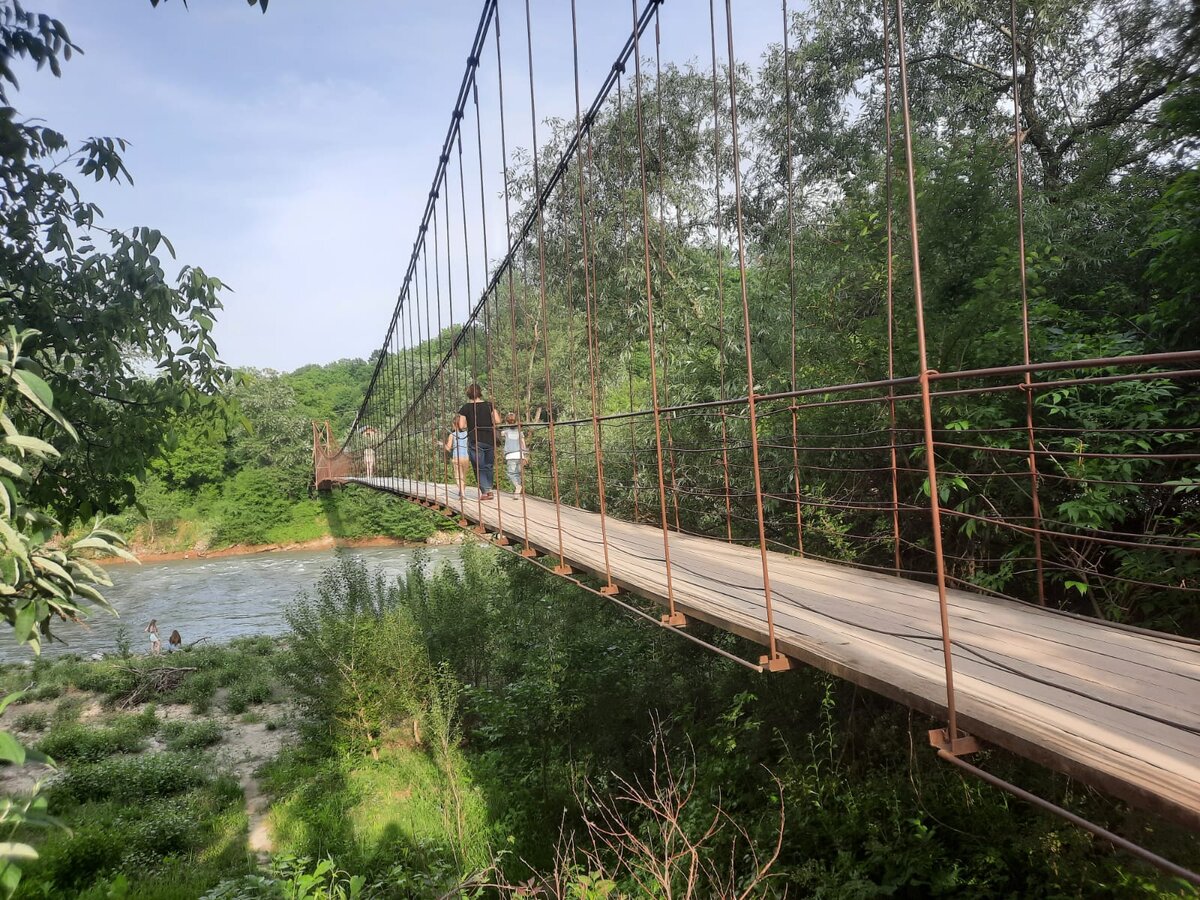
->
[500,412,528,495]
[457,383,500,500]
[444,421,471,499]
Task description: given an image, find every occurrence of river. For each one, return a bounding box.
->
[3,545,462,664]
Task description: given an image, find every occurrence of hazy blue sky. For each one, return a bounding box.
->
[14,2,782,372]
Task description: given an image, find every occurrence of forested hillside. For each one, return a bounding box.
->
[107,359,446,552]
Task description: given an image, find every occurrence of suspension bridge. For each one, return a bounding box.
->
[312,0,1200,879]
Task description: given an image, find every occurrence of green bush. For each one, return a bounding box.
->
[170,670,220,713]
[283,557,431,754]
[32,822,125,888]
[161,720,223,751]
[227,635,278,658]
[226,677,272,715]
[68,662,138,699]
[25,774,249,895]
[25,682,62,702]
[50,696,83,725]
[13,710,48,732]
[50,751,210,806]
[36,708,157,763]
[215,469,292,546]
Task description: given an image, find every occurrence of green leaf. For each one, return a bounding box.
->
[13,603,35,642]
[0,843,38,861]
[71,538,138,564]
[3,435,58,458]
[9,369,53,416]
[0,732,26,765]
[72,583,109,606]
[32,578,66,601]
[31,556,73,586]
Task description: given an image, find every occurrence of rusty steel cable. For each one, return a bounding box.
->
[882,0,903,576]
[652,3,684,535]
[345,0,498,448]
[724,0,784,668]
[631,0,680,621]
[494,3,535,554]
[1011,0,1046,606]
[708,0,734,544]
[523,0,570,573]
[893,0,962,743]
[782,0,806,557]
[937,751,1200,887]
[571,0,617,594]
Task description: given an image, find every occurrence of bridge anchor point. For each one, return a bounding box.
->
[759,653,794,673]
[928,727,981,756]
[661,611,689,627]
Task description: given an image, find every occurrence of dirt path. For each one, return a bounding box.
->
[157,700,296,858]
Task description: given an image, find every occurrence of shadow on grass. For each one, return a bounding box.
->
[319,489,351,542]
[261,736,493,891]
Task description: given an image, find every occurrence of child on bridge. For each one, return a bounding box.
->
[500,413,528,495]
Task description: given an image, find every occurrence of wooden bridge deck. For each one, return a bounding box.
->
[352,476,1200,829]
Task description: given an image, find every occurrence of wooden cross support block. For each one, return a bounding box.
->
[928,728,981,757]
[759,653,794,672]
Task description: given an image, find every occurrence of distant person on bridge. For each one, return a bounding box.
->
[444,422,472,499]
[361,426,378,478]
[456,383,500,500]
[500,412,528,495]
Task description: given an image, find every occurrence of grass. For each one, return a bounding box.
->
[36,706,158,764]
[159,719,223,751]
[0,636,284,720]
[262,740,492,884]
[20,761,252,898]
[0,642,291,899]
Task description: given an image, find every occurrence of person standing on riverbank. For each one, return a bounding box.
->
[456,383,500,500]
[145,620,161,656]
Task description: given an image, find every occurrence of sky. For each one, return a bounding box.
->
[13,1,784,372]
